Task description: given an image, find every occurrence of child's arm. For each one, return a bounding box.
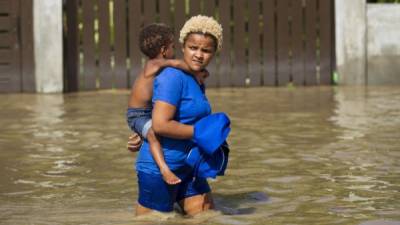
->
[143,59,211,81]
[143,59,187,78]
[165,59,191,72]
[167,60,210,83]
[143,59,191,78]
[143,59,166,78]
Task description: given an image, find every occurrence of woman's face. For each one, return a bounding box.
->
[182,33,216,72]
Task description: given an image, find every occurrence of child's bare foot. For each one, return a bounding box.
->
[161,168,181,185]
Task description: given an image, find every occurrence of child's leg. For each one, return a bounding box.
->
[147,128,181,185]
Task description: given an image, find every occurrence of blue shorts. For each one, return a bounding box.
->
[137,167,211,212]
[126,108,152,138]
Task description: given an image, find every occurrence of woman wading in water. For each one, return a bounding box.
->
[132,15,228,216]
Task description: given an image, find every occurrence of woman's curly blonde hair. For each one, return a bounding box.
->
[179,15,223,52]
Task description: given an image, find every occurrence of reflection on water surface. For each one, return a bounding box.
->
[0,86,399,225]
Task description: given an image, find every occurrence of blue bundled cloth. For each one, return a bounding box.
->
[185,113,231,178]
[186,142,230,178]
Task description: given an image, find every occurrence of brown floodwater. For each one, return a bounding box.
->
[0,86,399,225]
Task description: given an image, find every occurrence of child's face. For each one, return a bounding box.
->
[163,42,175,59]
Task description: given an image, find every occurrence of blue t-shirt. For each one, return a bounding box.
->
[136,67,212,174]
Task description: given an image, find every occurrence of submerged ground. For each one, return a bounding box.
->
[0,86,399,225]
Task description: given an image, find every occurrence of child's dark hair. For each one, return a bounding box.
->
[139,23,174,59]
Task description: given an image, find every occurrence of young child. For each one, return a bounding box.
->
[126,23,207,185]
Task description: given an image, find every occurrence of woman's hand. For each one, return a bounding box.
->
[127,133,143,152]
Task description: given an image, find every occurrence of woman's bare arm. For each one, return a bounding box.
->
[151,101,193,139]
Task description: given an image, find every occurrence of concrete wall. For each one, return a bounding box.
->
[335,0,367,85]
[33,0,63,93]
[367,4,400,85]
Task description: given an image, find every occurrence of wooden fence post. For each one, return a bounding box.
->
[65,0,79,92]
